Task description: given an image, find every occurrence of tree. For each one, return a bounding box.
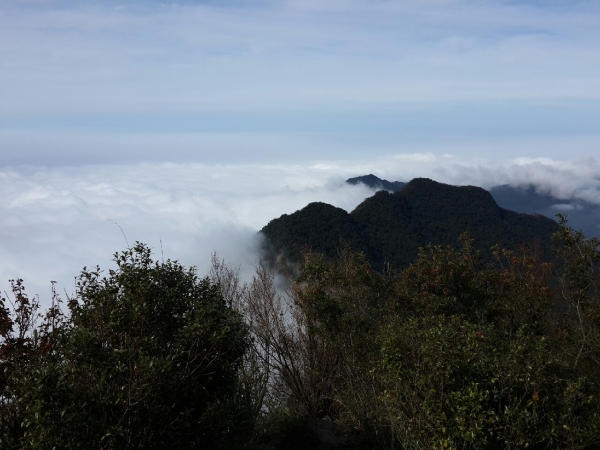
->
[2,243,250,450]
[291,232,600,449]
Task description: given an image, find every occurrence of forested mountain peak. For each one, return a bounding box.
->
[264,201,346,224]
[398,177,494,201]
[346,174,600,237]
[261,177,558,270]
[346,174,404,191]
[261,201,367,263]
[393,177,501,215]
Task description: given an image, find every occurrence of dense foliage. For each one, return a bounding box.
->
[0,244,249,450]
[287,222,600,449]
[1,217,599,449]
[261,178,559,271]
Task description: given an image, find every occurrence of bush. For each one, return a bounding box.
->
[290,231,600,449]
[3,221,600,450]
[1,243,250,450]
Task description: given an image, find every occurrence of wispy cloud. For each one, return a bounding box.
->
[1,1,599,117]
[0,1,598,165]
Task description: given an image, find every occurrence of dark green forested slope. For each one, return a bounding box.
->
[346,174,600,238]
[260,201,370,264]
[261,178,559,270]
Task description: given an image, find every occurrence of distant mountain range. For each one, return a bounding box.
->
[260,177,559,270]
[346,174,600,238]
[346,174,405,192]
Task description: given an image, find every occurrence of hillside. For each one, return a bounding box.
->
[261,178,559,270]
[346,174,599,238]
[259,202,369,263]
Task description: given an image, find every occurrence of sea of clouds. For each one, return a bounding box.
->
[1,153,599,309]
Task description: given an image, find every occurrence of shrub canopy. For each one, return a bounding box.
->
[0,243,249,450]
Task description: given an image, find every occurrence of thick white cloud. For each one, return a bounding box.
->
[1,0,599,307]
[1,154,599,308]
[435,155,600,202]
[0,161,375,305]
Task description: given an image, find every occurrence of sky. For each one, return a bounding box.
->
[0,0,599,304]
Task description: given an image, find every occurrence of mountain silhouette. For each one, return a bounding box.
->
[489,185,600,238]
[346,174,404,192]
[261,178,558,270]
[346,175,599,238]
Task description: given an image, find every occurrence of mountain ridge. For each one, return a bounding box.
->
[346,174,599,237]
[261,177,559,270]
[346,174,405,192]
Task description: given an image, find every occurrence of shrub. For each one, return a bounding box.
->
[291,231,600,449]
[1,243,250,450]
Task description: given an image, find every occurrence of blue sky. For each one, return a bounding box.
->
[1,0,599,165]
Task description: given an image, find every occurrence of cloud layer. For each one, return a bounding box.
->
[1,154,599,308]
[1,1,599,306]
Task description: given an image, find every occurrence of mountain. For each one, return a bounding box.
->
[259,202,369,264]
[346,175,599,238]
[346,174,404,192]
[489,185,600,238]
[261,178,559,270]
